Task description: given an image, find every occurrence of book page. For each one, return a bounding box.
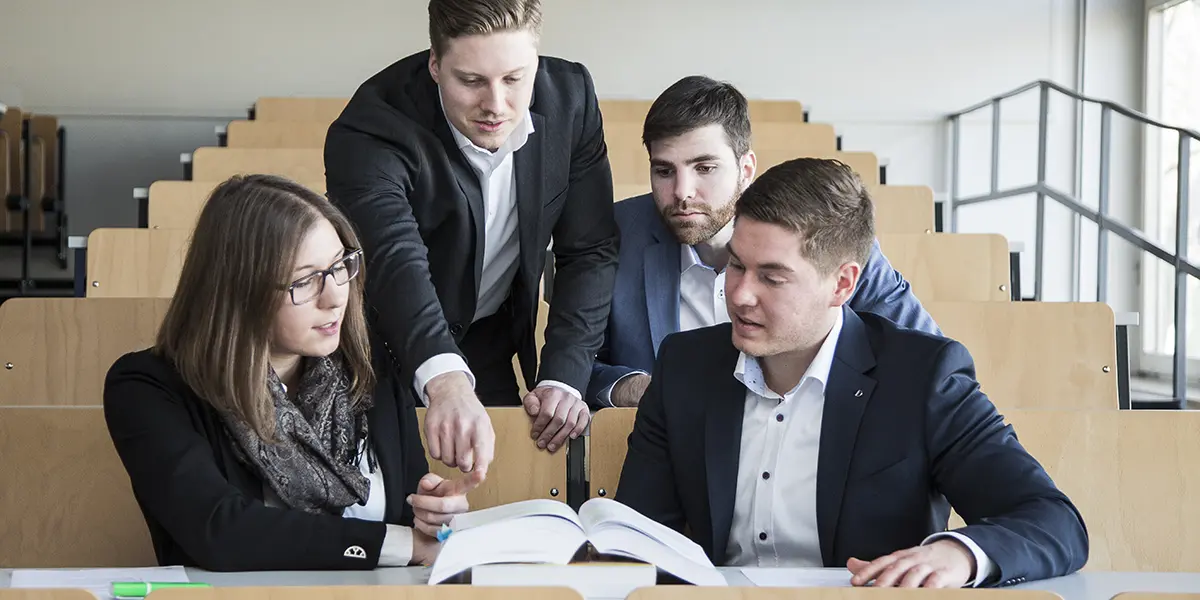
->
[579,498,713,566]
[579,498,725,587]
[449,498,581,532]
[587,525,727,587]
[428,516,587,584]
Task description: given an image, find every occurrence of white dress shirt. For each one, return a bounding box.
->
[679,244,730,332]
[601,245,729,405]
[725,310,995,586]
[411,104,583,403]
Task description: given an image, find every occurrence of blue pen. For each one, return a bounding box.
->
[436,524,453,542]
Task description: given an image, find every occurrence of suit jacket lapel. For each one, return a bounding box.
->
[816,307,878,566]
[429,104,487,290]
[513,112,547,293]
[644,228,682,352]
[705,337,745,563]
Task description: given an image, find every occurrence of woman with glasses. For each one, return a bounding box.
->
[103,174,479,571]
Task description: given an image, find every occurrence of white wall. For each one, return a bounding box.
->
[0,0,1148,306]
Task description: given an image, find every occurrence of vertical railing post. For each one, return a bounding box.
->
[990,99,1002,195]
[949,114,961,233]
[1034,83,1050,301]
[1097,106,1112,303]
[1173,134,1191,409]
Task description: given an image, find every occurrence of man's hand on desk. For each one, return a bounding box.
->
[611,373,651,408]
[847,539,975,588]
[523,385,590,453]
[424,371,495,474]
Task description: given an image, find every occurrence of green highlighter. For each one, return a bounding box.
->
[112,582,212,598]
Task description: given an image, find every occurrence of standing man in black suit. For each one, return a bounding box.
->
[325,0,618,473]
[615,158,1088,588]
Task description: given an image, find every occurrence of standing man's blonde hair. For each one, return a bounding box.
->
[428,0,543,57]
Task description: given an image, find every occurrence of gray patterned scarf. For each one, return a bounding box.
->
[221,354,375,515]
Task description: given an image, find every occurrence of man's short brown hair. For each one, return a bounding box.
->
[642,75,752,158]
[735,158,875,274]
[428,0,543,57]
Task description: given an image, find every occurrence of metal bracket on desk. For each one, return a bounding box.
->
[1009,241,1025,301]
[134,187,149,228]
[566,435,586,511]
[68,235,87,297]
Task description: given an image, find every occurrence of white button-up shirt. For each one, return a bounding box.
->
[679,244,730,332]
[725,309,995,586]
[412,105,581,402]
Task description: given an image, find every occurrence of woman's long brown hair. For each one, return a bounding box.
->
[155,174,375,441]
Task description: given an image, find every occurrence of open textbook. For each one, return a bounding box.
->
[428,497,727,587]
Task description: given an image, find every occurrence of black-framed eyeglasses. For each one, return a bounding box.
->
[282,248,363,305]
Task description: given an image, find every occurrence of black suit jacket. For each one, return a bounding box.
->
[615,307,1088,587]
[324,51,618,394]
[103,348,428,572]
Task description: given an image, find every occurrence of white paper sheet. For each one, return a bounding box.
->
[741,567,853,587]
[10,566,190,599]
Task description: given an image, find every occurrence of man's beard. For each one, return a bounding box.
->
[662,182,743,246]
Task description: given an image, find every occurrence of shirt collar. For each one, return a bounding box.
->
[438,89,535,159]
[734,308,844,401]
[680,244,717,273]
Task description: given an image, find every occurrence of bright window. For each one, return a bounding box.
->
[1141,0,1200,375]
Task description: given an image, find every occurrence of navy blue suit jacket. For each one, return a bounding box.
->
[587,193,939,407]
[614,307,1088,587]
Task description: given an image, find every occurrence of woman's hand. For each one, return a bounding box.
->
[407,470,485,538]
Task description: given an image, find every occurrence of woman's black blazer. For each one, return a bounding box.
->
[103,346,429,571]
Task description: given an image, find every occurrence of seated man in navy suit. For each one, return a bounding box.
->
[614,157,1088,588]
[588,76,938,408]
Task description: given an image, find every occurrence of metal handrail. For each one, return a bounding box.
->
[946,80,1197,408]
[952,79,1200,141]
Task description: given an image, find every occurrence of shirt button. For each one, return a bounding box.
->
[759,532,768,541]
[762,471,770,480]
[775,414,784,422]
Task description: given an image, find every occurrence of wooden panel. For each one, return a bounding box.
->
[870,185,935,235]
[0,407,155,567]
[226,120,331,148]
[0,298,169,406]
[1002,410,1200,572]
[613,184,650,202]
[86,228,190,298]
[754,149,880,186]
[628,588,1060,599]
[598,99,655,123]
[514,298,550,397]
[1,106,23,231]
[587,407,636,499]
[414,407,567,510]
[152,587,583,600]
[877,233,1010,302]
[0,592,100,600]
[253,97,348,123]
[191,148,325,183]
[599,99,805,124]
[607,122,839,186]
[148,179,326,231]
[924,302,1118,410]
